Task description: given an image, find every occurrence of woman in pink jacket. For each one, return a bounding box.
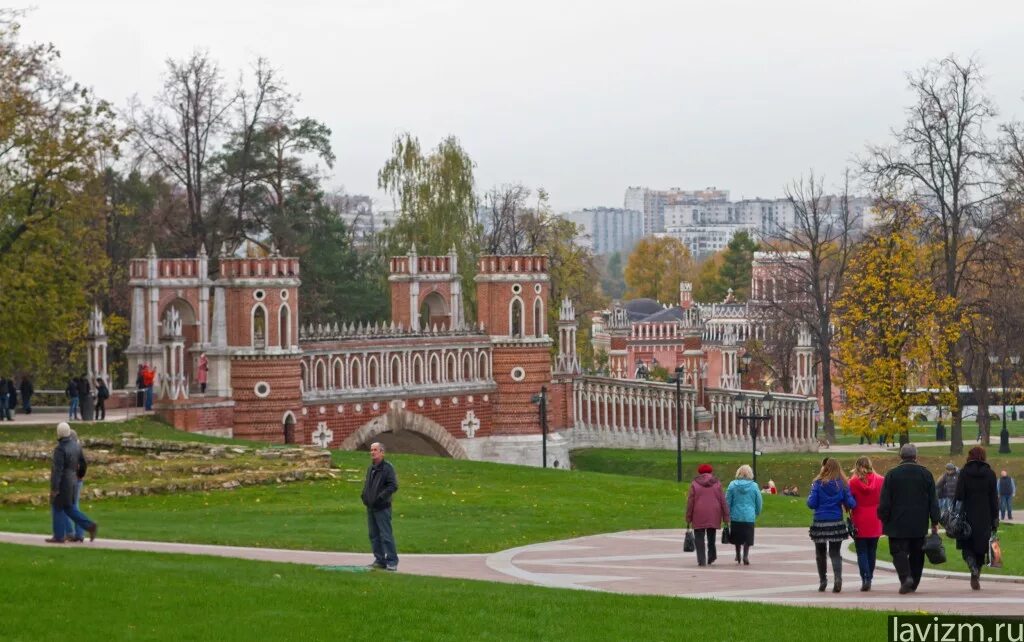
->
[849,455,884,591]
[686,463,730,567]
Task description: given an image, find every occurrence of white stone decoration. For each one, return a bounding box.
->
[461,410,480,438]
[301,408,308,415]
[483,394,489,402]
[434,398,442,406]
[254,382,271,398]
[280,289,289,300]
[468,395,474,403]
[451,397,459,406]
[417,400,425,408]
[311,422,334,448]
[337,405,344,413]
[534,284,542,294]
[372,402,380,411]
[319,406,326,414]
[511,367,526,381]
[355,403,363,413]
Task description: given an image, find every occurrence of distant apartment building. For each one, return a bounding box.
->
[561,207,643,256]
[328,193,391,240]
[624,186,730,235]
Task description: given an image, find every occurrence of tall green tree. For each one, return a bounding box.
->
[599,252,626,299]
[378,133,479,319]
[0,13,120,382]
[716,230,758,299]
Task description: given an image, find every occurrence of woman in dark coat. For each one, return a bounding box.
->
[48,422,97,543]
[954,446,999,590]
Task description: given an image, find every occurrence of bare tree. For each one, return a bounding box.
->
[480,183,534,254]
[759,171,859,443]
[862,56,1003,455]
[127,51,236,253]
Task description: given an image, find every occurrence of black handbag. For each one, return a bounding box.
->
[942,501,972,540]
[683,528,695,552]
[923,532,946,564]
[845,516,857,539]
[721,525,731,544]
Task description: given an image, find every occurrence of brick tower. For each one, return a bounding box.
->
[388,244,464,331]
[217,248,304,443]
[474,256,559,465]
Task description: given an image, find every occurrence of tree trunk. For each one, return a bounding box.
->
[821,350,836,443]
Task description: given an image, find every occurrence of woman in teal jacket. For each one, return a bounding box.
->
[726,464,763,565]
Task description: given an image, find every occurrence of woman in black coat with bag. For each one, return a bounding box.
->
[954,446,999,591]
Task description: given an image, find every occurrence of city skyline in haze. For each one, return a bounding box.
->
[17,0,1024,211]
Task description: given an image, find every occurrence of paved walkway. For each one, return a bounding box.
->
[1,408,137,427]
[829,437,1024,453]
[3,528,1022,615]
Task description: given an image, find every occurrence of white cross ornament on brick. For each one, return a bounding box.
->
[312,421,334,448]
[460,410,480,439]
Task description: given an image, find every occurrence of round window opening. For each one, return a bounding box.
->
[253,289,266,301]
[280,289,289,300]
[254,382,271,398]
[534,284,542,294]
[511,284,522,295]
[510,367,526,381]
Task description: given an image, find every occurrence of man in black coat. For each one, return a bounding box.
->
[48,422,97,543]
[361,442,399,571]
[878,444,941,594]
[0,378,9,420]
[19,376,33,414]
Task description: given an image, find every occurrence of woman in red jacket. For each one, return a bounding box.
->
[686,463,730,567]
[849,455,884,591]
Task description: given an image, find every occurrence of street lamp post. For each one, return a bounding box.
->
[988,354,1019,454]
[734,391,774,482]
[668,365,685,482]
[530,386,549,467]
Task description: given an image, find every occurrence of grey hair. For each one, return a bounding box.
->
[735,464,754,480]
[899,443,917,460]
[370,442,385,453]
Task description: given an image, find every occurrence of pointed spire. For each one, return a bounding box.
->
[198,243,207,257]
[409,242,418,255]
[147,243,157,258]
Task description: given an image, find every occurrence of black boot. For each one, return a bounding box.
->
[816,554,828,592]
[860,578,871,592]
[967,555,981,590]
[831,554,843,593]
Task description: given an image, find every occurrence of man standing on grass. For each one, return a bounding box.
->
[48,422,97,543]
[998,470,1016,521]
[361,442,399,571]
[877,444,941,594]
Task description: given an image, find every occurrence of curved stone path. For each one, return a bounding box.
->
[3,528,1022,615]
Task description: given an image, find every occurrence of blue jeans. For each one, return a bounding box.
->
[0,395,7,420]
[1000,495,1013,520]
[144,386,153,410]
[66,481,85,539]
[938,497,951,514]
[854,537,879,581]
[68,397,79,419]
[368,507,398,567]
[52,493,94,541]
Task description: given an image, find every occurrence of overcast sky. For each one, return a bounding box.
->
[18,0,1024,211]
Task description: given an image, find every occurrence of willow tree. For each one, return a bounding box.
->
[0,13,120,382]
[834,225,961,440]
[378,133,480,320]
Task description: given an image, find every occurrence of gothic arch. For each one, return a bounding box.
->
[339,408,468,459]
[477,351,489,379]
[445,352,456,382]
[412,353,424,385]
[315,358,327,391]
[390,354,402,387]
[251,303,268,349]
[429,353,441,383]
[509,297,524,337]
[332,357,344,389]
[279,303,291,349]
[461,352,473,380]
[366,355,379,388]
[350,358,363,388]
[533,297,544,338]
[300,360,309,392]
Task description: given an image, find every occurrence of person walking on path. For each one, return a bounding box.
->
[19,376,33,415]
[878,444,941,595]
[135,364,145,407]
[197,352,209,394]
[807,457,856,593]
[686,463,730,567]
[936,463,959,514]
[47,422,97,543]
[65,377,80,420]
[725,464,762,565]
[955,447,999,590]
[63,429,89,542]
[0,378,9,421]
[142,365,155,411]
[94,378,109,421]
[361,442,399,571]
[849,456,884,591]
[998,470,1016,521]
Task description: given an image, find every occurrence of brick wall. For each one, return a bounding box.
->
[490,343,552,435]
[231,357,304,443]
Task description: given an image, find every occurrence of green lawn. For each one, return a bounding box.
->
[0,417,269,446]
[858,525,1021,577]
[571,448,1022,508]
[0,543,888,642]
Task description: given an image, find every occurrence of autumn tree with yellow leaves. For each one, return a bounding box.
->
[834,227,962,439]
[623,237,694,303]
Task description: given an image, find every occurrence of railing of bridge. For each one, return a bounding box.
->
[574,376,698,438]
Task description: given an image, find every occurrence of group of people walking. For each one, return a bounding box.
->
[47,422,98,543]
[685,444,1010,594]
[0,376,34,419]
[66,376,110,421]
